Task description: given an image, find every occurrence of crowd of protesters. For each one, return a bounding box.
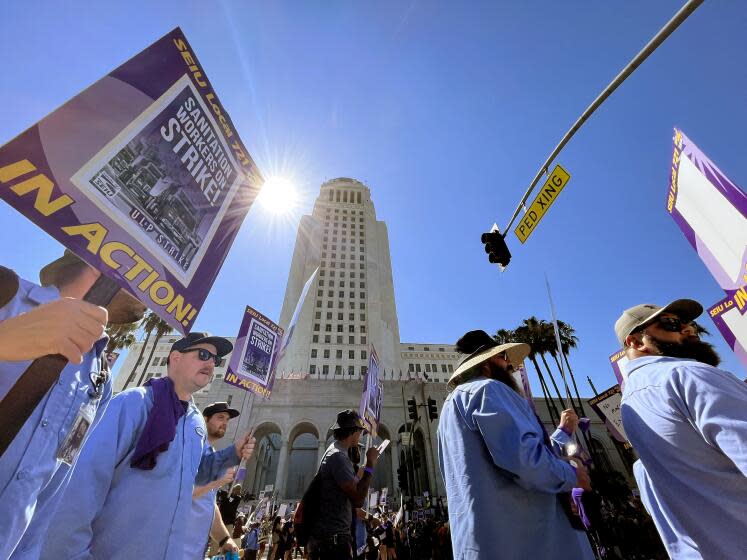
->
[1,251,745,560]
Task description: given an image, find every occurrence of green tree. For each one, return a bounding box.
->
[508,319,561,425]
[105,321,139,355]
[556,319,587,416]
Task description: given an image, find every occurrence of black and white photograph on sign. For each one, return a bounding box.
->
[238,318,278,385]
[70,75,244,283]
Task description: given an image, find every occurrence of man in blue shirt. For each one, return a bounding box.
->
[184,401,242,559]
[242,521,261,560]
[40,332,257,560]
[438,330,594,560]
[616,299,747,559]
[0,252,145,558]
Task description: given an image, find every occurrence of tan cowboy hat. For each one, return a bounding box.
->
[40,250,146,324]
[447,342,530,389]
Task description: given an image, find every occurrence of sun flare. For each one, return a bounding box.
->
[257,175,298,215]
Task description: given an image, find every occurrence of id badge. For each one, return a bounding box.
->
[56,401,97,465]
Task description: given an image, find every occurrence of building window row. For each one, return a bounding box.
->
[328,189,363,204]
[309,364,368,376]
[408,363,454,374]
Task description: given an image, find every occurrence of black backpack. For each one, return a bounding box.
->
[293,469,322,546]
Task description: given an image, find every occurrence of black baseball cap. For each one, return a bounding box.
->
[203,401,240,419]
[170,332,233,357]
[332,409,366,431]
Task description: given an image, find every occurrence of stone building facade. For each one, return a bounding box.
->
[114,178,632,501]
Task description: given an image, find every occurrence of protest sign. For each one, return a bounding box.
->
[588,385,628,444]
[380,487,389,506]
[0,28,262,333]
[708,293,747,370]
[359,345,382,435]
[369,491,379,510]
[277,503,288,519]
[667,128,746,297]
[225,306,284,399]
[609,349,628,386]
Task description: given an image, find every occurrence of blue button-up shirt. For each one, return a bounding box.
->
[183,443,218,560]
[39,385,240,560]
[437,376,594,560]
[621,356,747,559]
[0,276,109,559]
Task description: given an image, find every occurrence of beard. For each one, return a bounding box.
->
[208,427,226,439]
[486,362,522,394]
[649,335,721,367]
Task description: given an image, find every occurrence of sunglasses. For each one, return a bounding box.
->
[642,316,694,333]
[181,347,221,366]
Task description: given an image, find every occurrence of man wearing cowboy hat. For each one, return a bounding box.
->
[309,409,380,560]
[0,250,146,559]
[40,332,257,560]
[616,300,747,559]
[437,330,593,559]
[184,401,242,559]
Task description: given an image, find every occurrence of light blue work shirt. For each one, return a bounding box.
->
[0,276,110,559]
[620,355,747,559]
[437,376,594,560]
[183,442,218,560]
[40,385,240,560]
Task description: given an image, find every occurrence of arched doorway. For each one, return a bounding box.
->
[370,424,393,493]
[246,422,282,497]
[398,423,428,496]
[589,436,613,473]
[412,429,431,495]
[285,422,320,498]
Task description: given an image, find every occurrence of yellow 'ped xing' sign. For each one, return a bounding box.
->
[514,164,571,243]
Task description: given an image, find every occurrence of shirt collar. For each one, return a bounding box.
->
[621,355,699,379]
[27,283,61,305]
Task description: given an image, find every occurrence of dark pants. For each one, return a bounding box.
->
[308,535,353,560]
[244,550,258,560]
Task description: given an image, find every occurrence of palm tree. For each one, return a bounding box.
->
[529,319,568,411]
[105,322,139,355]
[123,311,161,388]
[494,328,514,345]
[136,317,172,385]
[509,320,561,425]
[556,320,587,416]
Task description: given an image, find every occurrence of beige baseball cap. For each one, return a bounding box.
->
[614,299,703,346]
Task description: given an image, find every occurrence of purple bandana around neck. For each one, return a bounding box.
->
[130,377,188,470]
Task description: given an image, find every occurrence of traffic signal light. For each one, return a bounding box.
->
[407,397,418,421]
[412,448,421,470]
[397,465,409,493]
[481,230,511,268]
[427,397,438,421]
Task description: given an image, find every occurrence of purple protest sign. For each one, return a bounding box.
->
[708,291,747,371]
[667,128,747,297]
[609,349,628,386]
[0,28,262,333]
[225,306,284,399]
[359,345,382,436]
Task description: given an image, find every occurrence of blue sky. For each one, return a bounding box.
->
[1,1,745,395]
